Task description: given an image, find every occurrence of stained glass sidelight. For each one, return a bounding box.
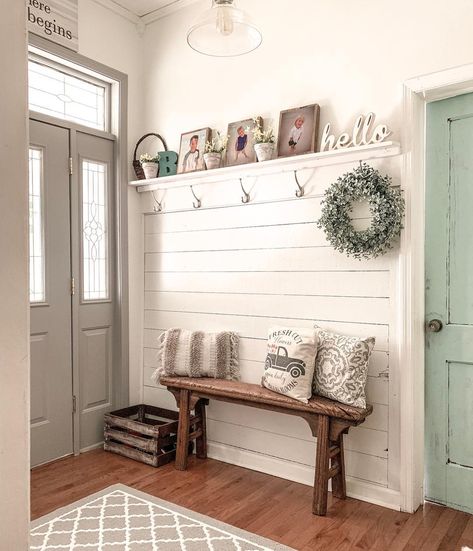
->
[82,160,109,301]
[29,147,45,303]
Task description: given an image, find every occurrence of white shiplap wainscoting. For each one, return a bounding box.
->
[138,156,402,510]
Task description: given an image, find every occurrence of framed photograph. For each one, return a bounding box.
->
[277,104,320,158]
[226,117,263,167]
[177,127,211,174]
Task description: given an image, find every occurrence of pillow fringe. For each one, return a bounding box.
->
[151,332,166,384]
[229,331,240,381]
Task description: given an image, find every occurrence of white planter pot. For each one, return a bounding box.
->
[254,142,274,162]
[204,152,222,170]
[142,162,159,179]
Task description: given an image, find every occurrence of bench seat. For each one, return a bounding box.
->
[160,376,372,422]
[159,376,373,516]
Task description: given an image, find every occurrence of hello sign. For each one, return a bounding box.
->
[320,113,392,151]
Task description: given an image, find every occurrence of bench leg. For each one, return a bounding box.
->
[175,389,191,471]
[313,414,330,516]
[331,433,347,500]
[195,399,207,459]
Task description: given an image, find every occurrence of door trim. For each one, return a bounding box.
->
[401,62,473,513]
[28,35,130,455]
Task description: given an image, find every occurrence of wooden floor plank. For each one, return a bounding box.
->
[31,449,472,550]
[457,516,473,550]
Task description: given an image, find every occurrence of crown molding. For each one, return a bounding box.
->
[92,0,141,24]
[92,0,201,28]
[141,0,201,24]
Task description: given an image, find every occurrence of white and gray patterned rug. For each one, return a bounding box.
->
[31,484,293,550]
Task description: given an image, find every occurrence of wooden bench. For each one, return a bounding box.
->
[160,376,373,516]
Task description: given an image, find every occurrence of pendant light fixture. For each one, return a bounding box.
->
[187,0,262,57]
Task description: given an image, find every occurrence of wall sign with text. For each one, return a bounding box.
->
[27,0,78,51]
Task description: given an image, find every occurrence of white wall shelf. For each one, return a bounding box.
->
[129,141,401,193]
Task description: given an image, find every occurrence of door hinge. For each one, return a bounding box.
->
[71,277,75,296]
[69,156,73,176]
[72,395,77,414]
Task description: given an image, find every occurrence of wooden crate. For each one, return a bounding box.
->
[104,404,196,467]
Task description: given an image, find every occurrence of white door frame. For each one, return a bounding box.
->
[401,63,473,513]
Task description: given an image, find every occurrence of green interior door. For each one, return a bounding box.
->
[425,93,473,514]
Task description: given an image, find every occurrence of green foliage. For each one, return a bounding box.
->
[317,162,405,260]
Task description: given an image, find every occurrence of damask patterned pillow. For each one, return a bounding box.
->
[261,326,317,403]
[312,328,375,408]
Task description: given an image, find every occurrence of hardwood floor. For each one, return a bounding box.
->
[31,449,473,551]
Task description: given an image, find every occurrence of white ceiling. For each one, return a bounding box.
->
[111,0,184,17]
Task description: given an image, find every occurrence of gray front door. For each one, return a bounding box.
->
[29,119,117,465]
[29,120,73,467]
[73,131,116,451]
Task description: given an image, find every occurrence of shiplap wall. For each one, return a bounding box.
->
[139,157,401,507]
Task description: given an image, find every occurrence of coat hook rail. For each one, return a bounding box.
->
[190,185,201,209]
[294,170,305,198]
[151,190,163,213]
[240,178,250,204]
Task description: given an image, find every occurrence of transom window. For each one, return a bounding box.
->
[28,57,109,131]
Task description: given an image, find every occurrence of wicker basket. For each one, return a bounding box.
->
[133,133,168,180]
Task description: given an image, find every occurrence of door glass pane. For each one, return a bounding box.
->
[28,60,106,131]
[29,147,45,303]
[82,160,109,301]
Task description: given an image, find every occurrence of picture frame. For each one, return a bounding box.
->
[226,116,263,167]
[177,127,211,174]
[277,104,320,158]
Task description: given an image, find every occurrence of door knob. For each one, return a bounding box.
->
[427,319,443,333]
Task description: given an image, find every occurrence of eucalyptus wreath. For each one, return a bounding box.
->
[317,162,404,260]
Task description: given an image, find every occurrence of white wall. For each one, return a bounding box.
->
[0,1,30,548]
[132,0,473,511]
[142,0,473,153]
[78,1,145,404]
[139,158,400,508]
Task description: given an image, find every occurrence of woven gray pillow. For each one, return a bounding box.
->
[312,328,375,408]
[152,328,240,383]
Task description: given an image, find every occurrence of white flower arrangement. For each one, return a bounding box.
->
[140,152,160,164]
[252,118,276,144]
[205,131,228,154]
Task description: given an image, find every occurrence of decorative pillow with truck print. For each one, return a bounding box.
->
[261,326,318,403]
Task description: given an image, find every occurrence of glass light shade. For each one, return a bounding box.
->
[187,0,262,57]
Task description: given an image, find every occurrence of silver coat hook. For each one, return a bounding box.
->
[240,178,250,204]
[190,185,201,209]
[294,170,304,198]
[151,190,162,213]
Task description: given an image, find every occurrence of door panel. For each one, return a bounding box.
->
[81,326,112,409]
[74,131,115,450]
[448,362,473,468]
[29,120,73,467]
[425,93,473,513]
[448,117,473,325]
[30,333,48,424]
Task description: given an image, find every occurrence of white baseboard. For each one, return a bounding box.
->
[81,441,104,453]
[207,441,401,511]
